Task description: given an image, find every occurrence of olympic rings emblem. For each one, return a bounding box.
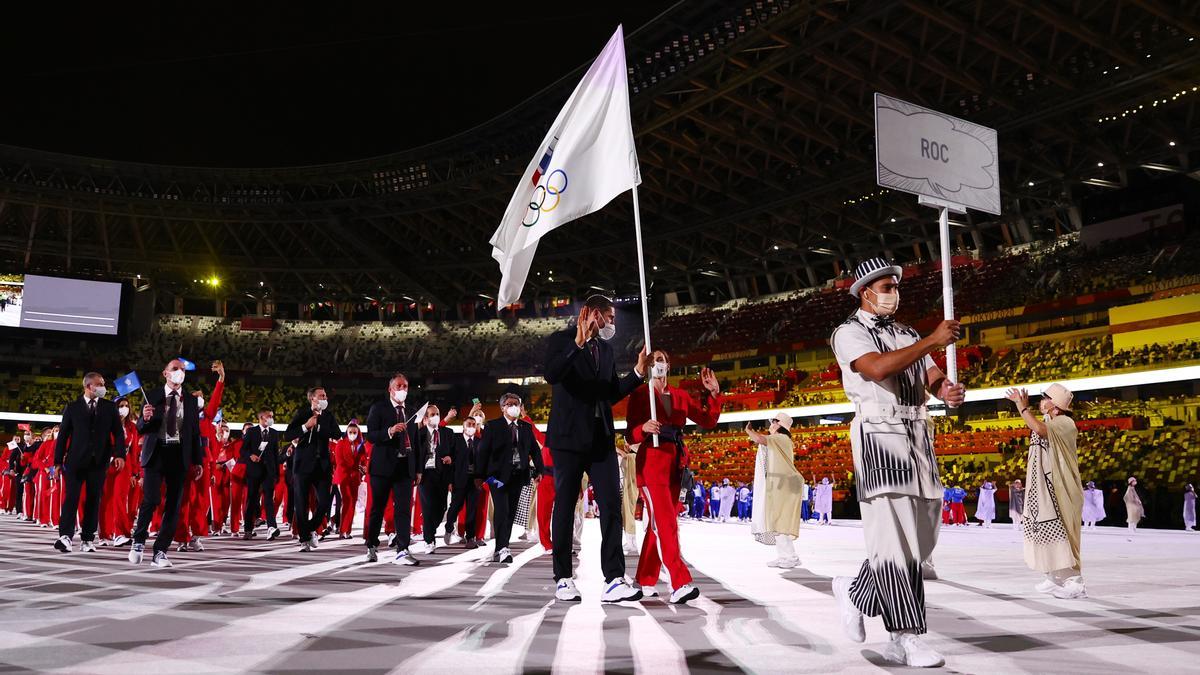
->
[523,169,568,227]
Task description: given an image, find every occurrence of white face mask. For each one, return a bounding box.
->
[598,322,616,341]
[91,386,107,399]
[262,418,273,428]
[168,369,185,385]
[314,399,328,411]
[118,406,129,418]
[865,288,900,316]
[504,405,522,420]
[652,363,668,379]
[196,396,205,410]
[391,389,408,404]
[348,431,358,440]
[427,415,440,428]
[463,426,477,438]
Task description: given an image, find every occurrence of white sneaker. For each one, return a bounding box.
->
[622,532,639,555]
[151,551,173,569]
[449,533,462,545]
[129,543,144,564]
[555,578,582,602]
[267,527,281,541]
[832,576,865,643]
[496,547,514,564]
[80,540,97,553]
[53,535,71,552]
[767,557,799,569]
[387,533,397,548]
[113,535,131,547]
[308,534,319,550]
[190,537,205,552]
[600,577,643,603]
[670,584,700,604]
[393,549,420,566]
[365,546,378,563]
[641,585,660,598]
[300,541,314,552]
[1035,577,1059,594]
[1052,577,1087,599]
[882,632,944,668]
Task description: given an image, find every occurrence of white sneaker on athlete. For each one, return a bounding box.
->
[53,535,72,553]
[80,540,97,553]
[190,537,205,552]
[555,578,582,602]
[151,551,173,569]
[1035,577,1059,594]
[129,543,144,564]
[882,631,944,668]
[1052,576,1087,599]
[600,577,643,603]
[267,527,281,541]
[641,585,660,598]
[308,533,319,550]
[393,548,420,566]
[366,546,378,563]
[768,557,799,569]
[670,584,700,604]
[497,547,514,564]
[832,576,866,643]
[113,535,131,547]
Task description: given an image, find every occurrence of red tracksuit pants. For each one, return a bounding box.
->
[229,475,246,533]
[99,464,131,539]
[337,479,359,535]
[635,442,692,590]
[536,474,554,550]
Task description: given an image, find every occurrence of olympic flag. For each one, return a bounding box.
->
[490,25,640,309]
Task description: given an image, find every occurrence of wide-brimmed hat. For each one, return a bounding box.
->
[1043,383,1073,411]
[772,412,793,429]
[849,257,904,297]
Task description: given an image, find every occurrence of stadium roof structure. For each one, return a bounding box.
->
[1,0,1197,310]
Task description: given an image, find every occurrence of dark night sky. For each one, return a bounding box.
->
[3,3,676,167]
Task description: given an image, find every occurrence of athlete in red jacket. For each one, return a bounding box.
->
[626,351,722,604]
[331,421,369,538]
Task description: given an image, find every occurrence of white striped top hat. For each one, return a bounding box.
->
[849,257,904,297]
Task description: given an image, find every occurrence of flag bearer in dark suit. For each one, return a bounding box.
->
[130,359,204,568]
[444,413,484,548]
[543,295,650,602]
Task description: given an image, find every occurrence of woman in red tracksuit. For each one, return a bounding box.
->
[211,421,240,535]
[34,430,60,527]
[99,398,139,544]
[332,421,369,538]
[524,413,555,550]
[228,423,252,534]
[626,350,723,605]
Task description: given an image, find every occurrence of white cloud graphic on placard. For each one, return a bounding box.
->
[877,107,996,198]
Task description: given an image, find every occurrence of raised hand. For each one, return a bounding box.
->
[700,367,720,394]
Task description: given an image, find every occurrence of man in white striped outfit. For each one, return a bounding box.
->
[829,257,965,668]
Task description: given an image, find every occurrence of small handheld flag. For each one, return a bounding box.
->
[115,372,142,397]
[178,357,197,371]
[17,423,31,432]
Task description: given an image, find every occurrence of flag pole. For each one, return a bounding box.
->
[631,183,659,447]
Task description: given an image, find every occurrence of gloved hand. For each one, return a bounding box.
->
[485,477,505,490]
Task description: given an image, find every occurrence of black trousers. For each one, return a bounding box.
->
[365,470,413,549]
[58,457,107,541]
[11,478,24,515]
[445,479,478,538]
[491,473,528,552]
[244,472,277,532]
[133,448,187,553]
[293,469,332,541]
[284,468,296,525]
[551,425,623,582]
[418,470,451,543]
